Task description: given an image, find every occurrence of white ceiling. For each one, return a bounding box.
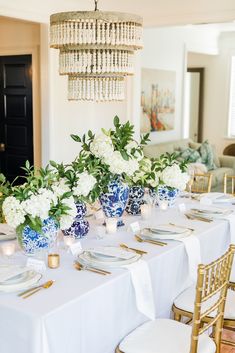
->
[1,0,235,26]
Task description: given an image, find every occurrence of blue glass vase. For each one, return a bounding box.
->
[99,178,129,226]
[63,201,89,239]
[125,186,145,215]
[19,217,59,256]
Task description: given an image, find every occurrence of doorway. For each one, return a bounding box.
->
[185,68,204,142]
[0,54,33,183]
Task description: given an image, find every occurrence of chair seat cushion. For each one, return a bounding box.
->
[174,286,235,320]
[119,319,216,353]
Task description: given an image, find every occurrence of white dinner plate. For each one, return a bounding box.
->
[141,225,191,240]
[78,247,141,268]
[189,207,232,219]
[0,270,42,293]
[201,192,235,203]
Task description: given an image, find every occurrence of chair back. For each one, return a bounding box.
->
[191,173,212,193]
[224,174,235,195]
[190,244,235,353]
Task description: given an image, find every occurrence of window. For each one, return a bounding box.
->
[228,56,235,136]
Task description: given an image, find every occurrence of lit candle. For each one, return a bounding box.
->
[140,204,152,220]
[105,218,117,234]
[48,254,60,269]
[63,235,75,247]
[1,242,16,257]
[159,200,168,211]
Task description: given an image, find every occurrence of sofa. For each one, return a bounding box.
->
[143,138,235,192]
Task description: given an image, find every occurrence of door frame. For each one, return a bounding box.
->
[187,67,204,143]
[0,46,41,167]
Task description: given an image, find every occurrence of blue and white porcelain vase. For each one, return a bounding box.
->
[63,201,89,239]
[99,178,129,226]
[125,186,145,215]
[19,217,59,255]
[157,185,179,207]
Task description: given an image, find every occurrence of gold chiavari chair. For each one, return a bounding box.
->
[191,173,212,194]
[173,245,235,349]
[223,174,235,195]
[116,245,235,353]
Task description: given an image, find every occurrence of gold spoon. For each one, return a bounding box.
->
[18,280,54,297]
[135,234,167,246]
[119,243,147,255]
[22,280,54,299]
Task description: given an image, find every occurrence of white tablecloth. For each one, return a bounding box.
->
[0,199,233,353]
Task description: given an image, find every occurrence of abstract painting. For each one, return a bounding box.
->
[141,68,176,133]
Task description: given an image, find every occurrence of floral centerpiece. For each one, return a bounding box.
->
[125,157,159,215]
[2,162,77,255]
[71,116,149,225]
[153,153,189,206]
[50,161,97,238]
[0,173,11,223]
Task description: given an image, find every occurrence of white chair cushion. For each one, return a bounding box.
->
[174,286,235,320]
[119,319,216,353]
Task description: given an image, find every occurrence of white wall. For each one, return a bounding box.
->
[140,25,222,145]
[188,32,235,154]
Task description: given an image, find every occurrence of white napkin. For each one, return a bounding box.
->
[0,223,16,239]
[177,235,201,282]
[125,259,155,320]
[0,265,30,283]
[224,214,235,244]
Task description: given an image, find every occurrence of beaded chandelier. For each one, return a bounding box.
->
[50,0,143,101]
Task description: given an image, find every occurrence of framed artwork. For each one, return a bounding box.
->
[141,68,176,133]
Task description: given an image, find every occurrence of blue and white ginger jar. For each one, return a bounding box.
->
[19,217,58,255]
[99,178,129,226]
[126,186,145,215]
[63,201,89,239]
[157,185,179,207]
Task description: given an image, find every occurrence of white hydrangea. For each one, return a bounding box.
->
[125,158,139,177]
[104,151,127,175]
[90,133,114,159]
[2,196,26,229]
[21,188,57,221]
[73,171,97,198]
[60,197,77,230]
[161,164,190,191]
[52,178,70,197]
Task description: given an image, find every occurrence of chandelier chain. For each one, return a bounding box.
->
[94,0,99,11]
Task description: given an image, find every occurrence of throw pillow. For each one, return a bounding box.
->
[189,141,220,168]
[178,147,202,163]
[199,140,216,170]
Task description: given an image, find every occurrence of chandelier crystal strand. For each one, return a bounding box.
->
[50,9,143,101]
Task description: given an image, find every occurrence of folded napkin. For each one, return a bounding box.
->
[0,265,30,283]
[200,193,235,205]
[125,259,155,320]
[178,235,201,283]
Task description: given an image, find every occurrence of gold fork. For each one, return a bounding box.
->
[21,280,54,299]
[120,243,147,255]
[185,213,212,223]
[74,262,111,275]
[135,234,167,246]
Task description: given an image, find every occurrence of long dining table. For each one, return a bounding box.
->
[0,198,233,353]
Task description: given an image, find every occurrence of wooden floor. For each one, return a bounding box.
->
[222,330,235,353]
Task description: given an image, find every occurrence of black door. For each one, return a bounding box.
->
[0,55,33,183]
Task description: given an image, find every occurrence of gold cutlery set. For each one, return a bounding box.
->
[74,261,111,275]
[185,213,212,223]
